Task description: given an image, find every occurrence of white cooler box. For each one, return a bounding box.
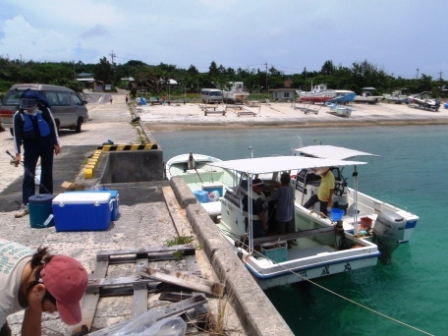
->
[52,192,113,231]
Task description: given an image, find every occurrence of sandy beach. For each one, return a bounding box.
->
[136,100,448,131]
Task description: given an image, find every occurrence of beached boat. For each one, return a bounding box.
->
[332,90,356,104]
[291,145,419,264]
[165,153,238,218]
[325,102,354,117]
[407,92,440,111]
[209,156,380,290]
[296,84,355,104]
[353,87,383,104]
[383,90,409,104]
[223,82,250,104]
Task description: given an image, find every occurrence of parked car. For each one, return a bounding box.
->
[0,83,89,135]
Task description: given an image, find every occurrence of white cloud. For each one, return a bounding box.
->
[0,15,73,61]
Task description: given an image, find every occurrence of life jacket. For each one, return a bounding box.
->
[21,110,51,139]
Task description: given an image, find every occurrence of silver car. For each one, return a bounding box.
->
[0,83,89,135]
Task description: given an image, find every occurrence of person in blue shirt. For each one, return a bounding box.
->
[12,90,60,218]
[270,172,295,235]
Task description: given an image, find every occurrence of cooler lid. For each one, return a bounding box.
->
[53,192,111,204]
[29,194,54,203]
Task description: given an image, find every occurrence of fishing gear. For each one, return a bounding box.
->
[6,150,52,194]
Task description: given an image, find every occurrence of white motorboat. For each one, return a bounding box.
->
[407,92,440,111]
[209,156,380,290]
[383,90,409,104]
[325,102,354,117]
[165,153,238,218]
[353,87,383,104]
[165,153,224,180]
[223,81,250,104]
[291,145,419,264]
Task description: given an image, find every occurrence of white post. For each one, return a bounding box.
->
[248,146,254,158]
[248,175,254,254]
[353,167,359,234]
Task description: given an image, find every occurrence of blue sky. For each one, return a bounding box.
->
[0,0,447,79]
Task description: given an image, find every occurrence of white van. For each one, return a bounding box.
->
[200,88,223,104]
[0,83,89,135]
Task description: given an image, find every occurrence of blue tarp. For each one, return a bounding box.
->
[138,97,147,105]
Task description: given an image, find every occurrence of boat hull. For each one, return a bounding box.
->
[244,249,379,290]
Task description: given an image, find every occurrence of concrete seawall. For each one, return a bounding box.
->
[170,177,294,336]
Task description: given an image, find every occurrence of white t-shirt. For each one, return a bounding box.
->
[0,239,34,326]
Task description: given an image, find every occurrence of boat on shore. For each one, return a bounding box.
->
[291,144,419,264]
[223,81,250,104]
[353,87,383,104]
[408,92,440,111]
[209,156,380,290]
[383,90,409,104]
[296,84,355,104]
[325,102,354,117]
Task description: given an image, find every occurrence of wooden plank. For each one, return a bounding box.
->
[72,260,109,335]
[253,226,335,246]
[162,186,197,239]
[141,267,223,297]
[86,276,157,294]
[96,245,196,260]
[159,292,193,302]
[132,257,149,319]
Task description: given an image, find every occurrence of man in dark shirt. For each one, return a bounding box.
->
[242,178,267,238]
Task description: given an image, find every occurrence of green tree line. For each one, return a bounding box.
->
[1,56,447,98]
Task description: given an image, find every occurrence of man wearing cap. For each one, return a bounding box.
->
[242,178,268,238]
[12,89,61,218]
[303,167,335,216]
[0,238,88,336]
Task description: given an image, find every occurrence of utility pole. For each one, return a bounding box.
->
[109,50,116,67]
[109,50,116,87]
[439,71,443,81]
[416,68,419,79]
[265,62,268,99]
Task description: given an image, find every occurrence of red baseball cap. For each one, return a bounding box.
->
[40,255,88,325]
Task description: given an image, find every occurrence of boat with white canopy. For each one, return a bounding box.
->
[292,145,419,263]
[209,156,380,290]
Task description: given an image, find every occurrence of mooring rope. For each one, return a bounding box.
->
[218,227,434,336]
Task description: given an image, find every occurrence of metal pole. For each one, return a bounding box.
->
[248,175,254,254]
[353,167,359,234]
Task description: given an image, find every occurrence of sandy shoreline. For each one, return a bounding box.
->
[136,101,448,131]
[144,118,448,131]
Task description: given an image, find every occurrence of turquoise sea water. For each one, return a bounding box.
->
[153,125,448,336]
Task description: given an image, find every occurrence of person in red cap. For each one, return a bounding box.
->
[0,239,88,336]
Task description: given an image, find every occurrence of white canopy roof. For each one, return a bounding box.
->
[209,156,366,175]
[293,145,379,160]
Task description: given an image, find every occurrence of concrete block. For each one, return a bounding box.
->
[170,177,197,208]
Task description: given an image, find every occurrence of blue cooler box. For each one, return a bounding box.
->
[52,192,113,231]
[66,189,120,221]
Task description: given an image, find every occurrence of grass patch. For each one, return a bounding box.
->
[166,236,193,247]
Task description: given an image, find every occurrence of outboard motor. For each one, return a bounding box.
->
[372,209,405,264]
